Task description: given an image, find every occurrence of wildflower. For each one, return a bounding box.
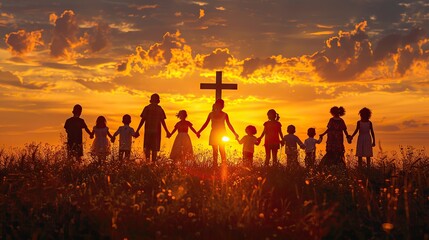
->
[179,208,186,215]
[382,223,394,233]
[258,213,265,219]
[156,206,166,215]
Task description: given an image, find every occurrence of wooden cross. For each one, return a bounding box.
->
[200,71,238,100]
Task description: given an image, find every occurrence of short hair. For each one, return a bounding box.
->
[287,125,296,134]
[330,106,345,117]
[150,93,160,104]
[95,116,107,128]
[307,128,316,137]
[359,107,372,121]
[245,125,257,135]
[72,104,82,114]
[122,114,131,124]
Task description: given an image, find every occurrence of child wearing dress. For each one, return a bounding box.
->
[319,106,351,168]
[304,128,323,169]
[258,109,283,167]
[168,110,199,164]
[282,125,305,168]
[350,107,376,169]
[198,99,239,168]
[91,116,113,164]
[238,125,260,168]
[111,114,136,161]
[64,104,92,162]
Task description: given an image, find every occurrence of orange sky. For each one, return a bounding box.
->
[1,1,429,156]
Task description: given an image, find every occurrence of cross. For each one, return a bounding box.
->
[200,71,238,100]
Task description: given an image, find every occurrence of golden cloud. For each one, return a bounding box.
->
[5,30,44,55]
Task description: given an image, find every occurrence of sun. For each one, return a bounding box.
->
[222,136,230,142]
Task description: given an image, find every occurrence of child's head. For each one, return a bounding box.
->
[330,106,345,117]
[267,109,280,121]
[287,125,296,134]
[95,116,107,128]
[245,125,257,135]
[307,128,316,138]
[72,104,82,116]
[150,93,160,104]
[359,107,372,121]
[213,99,224,111]
[122,114,131,125]
[176,110,187,120]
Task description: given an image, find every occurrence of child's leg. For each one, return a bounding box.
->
[357,157,363,168]
[124,150,131,160]
[212,146,218,167]
[152,150,158,162]
[144,148,151,162]
[219,145,226,166]
[118,150,124,161]
[366,157,371,169]
[272,148,278,166]
[264,146,271,166]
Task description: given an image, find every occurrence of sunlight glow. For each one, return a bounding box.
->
[222,136,230,142]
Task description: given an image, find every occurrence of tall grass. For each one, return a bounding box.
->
[0,143,428,239]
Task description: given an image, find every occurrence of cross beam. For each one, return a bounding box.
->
[200,71,238,100]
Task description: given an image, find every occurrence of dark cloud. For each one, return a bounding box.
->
[5,29,43,55]
[76,57,114,66]
[88,23,110,53]
[200,48,233,70]
[49,10,83,58]
[75,79,117,92]
[312,22,429,81]
[241,57,277,77]
[0,70,53,90]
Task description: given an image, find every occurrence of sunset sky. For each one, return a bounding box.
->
[1,0,429,155]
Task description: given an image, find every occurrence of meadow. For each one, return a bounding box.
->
[0,143,428,239]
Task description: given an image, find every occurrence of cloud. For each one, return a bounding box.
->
[199,9,205,19]
[88,23,110,53]
[117,31,194,78]
[0,70,53,90]
[49,10,86,59]
[311,21,429,81]
[196,48,233,70]
[241,57,277,77]
[5,30,44,55]
[0,12,15,27]
[75,79,117,92]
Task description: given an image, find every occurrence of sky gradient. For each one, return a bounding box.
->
[1,0,429,155]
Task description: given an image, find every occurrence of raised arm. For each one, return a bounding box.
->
[225,114,239,139]
[197,113,211,134]
[370,121,376,146]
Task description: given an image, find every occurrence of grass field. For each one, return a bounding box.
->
[0,143,428,239]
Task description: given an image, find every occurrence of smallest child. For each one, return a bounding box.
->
[112,114,137,161]
[303,128,323,169]
[238,125,260,168]
[283,125,305,168]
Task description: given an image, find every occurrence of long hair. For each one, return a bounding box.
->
[330,106,345,117]
[95,116,107,128]
[267,109,280,121]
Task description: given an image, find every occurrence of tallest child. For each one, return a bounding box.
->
[136,94,170,162]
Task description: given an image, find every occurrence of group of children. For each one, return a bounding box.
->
[64,94,376,169]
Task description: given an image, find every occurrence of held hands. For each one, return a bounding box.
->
[111,136,115,143]
[234,133,239,141]
[346,135,353,144]
[90,133,94,139]
[134,132,140,138]
[196,132,201,138]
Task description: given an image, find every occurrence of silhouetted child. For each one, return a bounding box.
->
[304,128,323,169]
[112,114,136,161]
[136,94,170,162]
[258,109,283,167]
[64,104,92,162]
[168,110,199,164]
[319,106,350,167]
[238,125,260,168]
[283,125,305,168]
[350,107,376,169]
[198,99,239,168]
[91,116,113,164]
